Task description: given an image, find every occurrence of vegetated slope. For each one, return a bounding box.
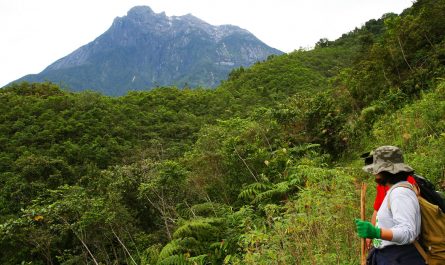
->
[1,0,445,264]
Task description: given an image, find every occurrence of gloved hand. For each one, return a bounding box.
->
[354,219,381,239]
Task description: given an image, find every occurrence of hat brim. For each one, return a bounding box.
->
[362,164,374,174]
[362,163,413,175]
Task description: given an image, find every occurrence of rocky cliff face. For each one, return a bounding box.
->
[15,6,283,96]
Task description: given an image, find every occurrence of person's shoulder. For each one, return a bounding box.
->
[391,182,416,196]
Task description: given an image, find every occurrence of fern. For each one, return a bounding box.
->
[156,218,227,265]
[188,254,207,265]
[141,244,162,265]
[157,254,189,265]
[157,239,184,262]
[173,218,224,241]
[178,237,202,253]
[189,202,231,218]
[241,179,301,204]
[260,181,288,203]
[252,184,288,204]
[157,253,208,265]
[238,182,271,200]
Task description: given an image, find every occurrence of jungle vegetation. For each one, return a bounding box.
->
[1,0,444,264]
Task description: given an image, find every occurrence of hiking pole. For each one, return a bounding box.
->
[360,183,367,265]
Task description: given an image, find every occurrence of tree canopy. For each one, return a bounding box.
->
[1,0,444,263]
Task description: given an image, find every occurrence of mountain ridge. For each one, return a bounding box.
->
[13,6,283,96]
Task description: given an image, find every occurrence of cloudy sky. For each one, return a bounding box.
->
[0,0,414,87]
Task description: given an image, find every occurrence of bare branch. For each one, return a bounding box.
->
[233,145,259,182]
[111,226,138,265]
[397,36,413,71]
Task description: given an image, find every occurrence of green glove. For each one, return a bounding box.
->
[354,219,381,239]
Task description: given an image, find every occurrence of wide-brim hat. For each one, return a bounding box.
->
[360,151,373,166]
[362,145,413,174]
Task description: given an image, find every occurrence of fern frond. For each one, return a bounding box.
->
[249,182,272,190]
[252,189,280,204]
[178,237,201,251]
[188,254,207,265]
[238,182,271,200]
[274,181,290,193]
[157,254,189,265]
[190,202,231,217]
[142,244,162,265]
[173,218,224,241]
[157,239,184,262]
[237,188,256,200]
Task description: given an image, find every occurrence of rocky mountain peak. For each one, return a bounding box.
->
[13,5,283,96]
[125,6,167,23]
[127,5,155,16]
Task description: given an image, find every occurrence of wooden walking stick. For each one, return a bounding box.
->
[360,183,367,265]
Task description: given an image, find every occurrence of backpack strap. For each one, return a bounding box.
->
[386,182,419,209]
[413,240,429,264]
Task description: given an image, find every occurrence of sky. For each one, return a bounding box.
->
[0,0,414,87]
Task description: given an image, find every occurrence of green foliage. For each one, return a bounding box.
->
[1,1,445,263]
[155,218,225,264]
[184,202,231,219]
[184,117,280,204]
[365,80,445,185]
[239,166,360,264]
[218,44,355,116]
[337,0,445,111]
[238,182,272,202]
[0,184,137,264]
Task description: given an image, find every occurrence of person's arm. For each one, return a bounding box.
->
[366,210,378,249]
[356,219,394,240]
[387,188,420,244]
[379,228,393,240]
[355,219,380,239]
[359,185,395,242]
[371,210,377,225]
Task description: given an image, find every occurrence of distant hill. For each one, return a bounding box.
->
[12,6,283,96]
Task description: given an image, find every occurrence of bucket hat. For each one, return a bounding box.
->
[360,151,373,166]
[362,146,413,174]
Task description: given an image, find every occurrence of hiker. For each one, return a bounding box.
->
[361,151,417,250]
[355,146,425,264]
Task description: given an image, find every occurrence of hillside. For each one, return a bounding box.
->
[12,6,282,96]
[1,0,444,264]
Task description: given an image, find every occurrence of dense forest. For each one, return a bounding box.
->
[1,0,444,264]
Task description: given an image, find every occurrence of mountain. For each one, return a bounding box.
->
[13,6,283,96]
